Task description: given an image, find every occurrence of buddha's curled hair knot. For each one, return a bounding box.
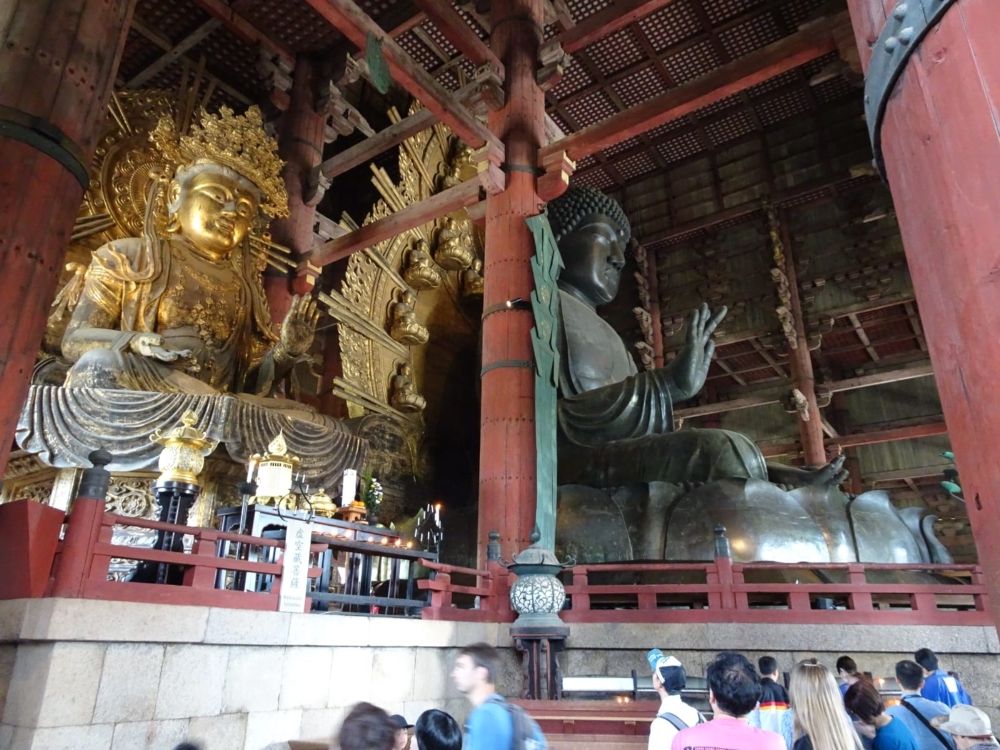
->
[547,186,631,245]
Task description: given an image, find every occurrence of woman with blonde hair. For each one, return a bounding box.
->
[789,660,864,750]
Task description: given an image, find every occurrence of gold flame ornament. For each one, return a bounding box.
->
[150,410,218,486]
[248,431,301,500]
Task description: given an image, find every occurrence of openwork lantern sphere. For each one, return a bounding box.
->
[506,534,570,629]
[149,410,218,487]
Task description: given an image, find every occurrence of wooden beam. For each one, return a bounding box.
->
[540,16,838,163]
[675,361,934,418]
[126,18,221,88]
[413,0,503,75]
[847,312,880,362]
[312,166,504,266]
[865,466,950,484]
[759,419,948,458]
[320,108,436,180]
[190,0,294,63]
[555,0,680,53]
[302,0,503,158]
[128,18,251,105]
[832,420,948,449]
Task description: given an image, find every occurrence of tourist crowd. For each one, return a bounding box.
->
[166,644,991,750]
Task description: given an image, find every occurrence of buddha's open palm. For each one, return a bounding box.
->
[279,294,320,357]
[667,303,727,401]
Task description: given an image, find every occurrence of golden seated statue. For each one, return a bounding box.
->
[16,106,367,492]
[389,289,429,345]
[402,239,442,290]
[433,217,474,271]
[389,362,426,413]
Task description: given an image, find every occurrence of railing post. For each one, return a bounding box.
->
[571,567,590,613]
[714,525,738,610]
[0,500,64,598]
[50,450,112,597]
[847,564,874,611]
[183,532,219,590]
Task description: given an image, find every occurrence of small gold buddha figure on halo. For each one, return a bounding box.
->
[61,107,320,399]
[461,257,484,297]
[389,289,429,345]
[402,238,442,290]
[389,362,426,413]
[433,217,475,270]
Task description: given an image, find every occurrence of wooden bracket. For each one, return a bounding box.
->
[537,40,571,92]
[258,51,294,112]
[537,150,576,202]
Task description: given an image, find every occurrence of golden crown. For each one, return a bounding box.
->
[150,106,289,218]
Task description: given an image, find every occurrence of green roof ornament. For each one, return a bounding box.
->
[366,32,391,95]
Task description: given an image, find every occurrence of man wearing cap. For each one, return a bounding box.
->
[938,705,998,749]
[390,714,413,750]
[646,650,703,749]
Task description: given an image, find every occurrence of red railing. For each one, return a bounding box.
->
[45,498,325,612]
[419,560,513,622]
[561,557,990,625]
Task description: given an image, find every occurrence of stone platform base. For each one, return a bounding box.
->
[0,599,997,749]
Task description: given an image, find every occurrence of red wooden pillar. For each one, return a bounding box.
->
[780,216,826,466]
[846,0,1000,628]
[0,0,136,476]
[478,0,545,564]
[266,56,327,324]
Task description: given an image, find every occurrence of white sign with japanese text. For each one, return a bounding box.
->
[278,518,312,613]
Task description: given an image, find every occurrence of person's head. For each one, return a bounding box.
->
[914,648,940,675]
[758,656,780,679]
[705,652,762,719]
[789,660,862,750]
[337,702,397,750]
[452,642,499,698]
[939,705,998,750]
[843,680,885,726]
[389,714,412,750]
[895,660,926,692]
[549,187,631,306]
[836,655,859,682]
[414,709,462,750]
[650,654,686,696]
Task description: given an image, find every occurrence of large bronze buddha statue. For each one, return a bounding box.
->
[550,187,948,565]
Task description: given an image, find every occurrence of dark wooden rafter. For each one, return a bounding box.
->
[128,17,251,104]
[301,0,503,160]
[412,0,503,76]
[540,15,841,165]
[555,0,680,54]
[320,108,436,181]
[126,18,222,88]
[674,360,934,418]
[758,419,949,458]
[190,0,294,62]
[847,312,880,361]
[312,165,504,266]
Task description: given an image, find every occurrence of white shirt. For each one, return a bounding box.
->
[649,694,702,750]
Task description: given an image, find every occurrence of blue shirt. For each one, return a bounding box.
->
[466,700,513,750]
[465,696,548,750]
[888,695,956,750]
[921,670,971,707]
[874,716,919,750]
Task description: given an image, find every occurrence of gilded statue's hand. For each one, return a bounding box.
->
[130,329,195,363]
[667,303,727,401]
[278,294,320,358]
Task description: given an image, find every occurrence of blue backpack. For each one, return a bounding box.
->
[487,695,548,750]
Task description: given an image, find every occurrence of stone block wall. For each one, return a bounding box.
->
[1,599,997,749]
[0,599,516,750]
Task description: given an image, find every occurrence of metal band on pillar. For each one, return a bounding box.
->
[0,104,91,189]
[864,0,958,178]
